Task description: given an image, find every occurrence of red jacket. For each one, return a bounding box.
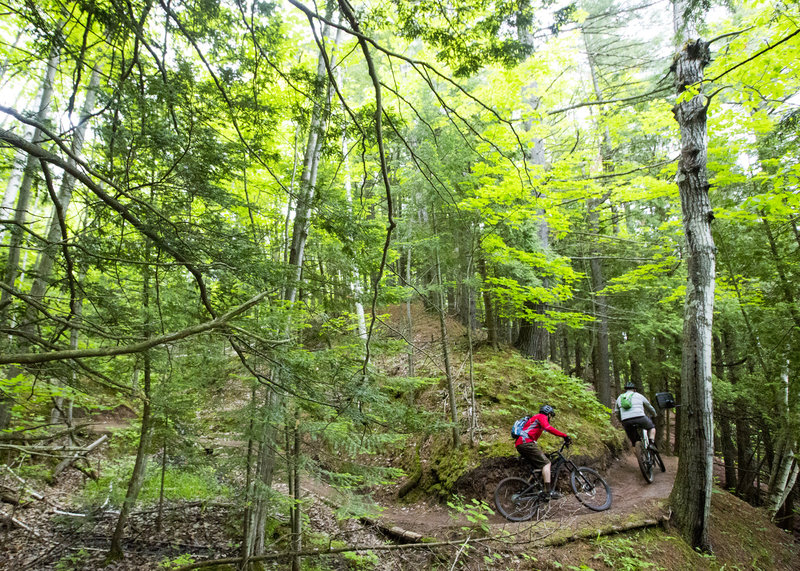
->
[515,413,568,446]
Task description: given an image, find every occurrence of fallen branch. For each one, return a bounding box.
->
[0,423,93,442]
[535,513,671,547]
[0,513,59,544]
[50,434,107,481]
[171,536,495,571]
[2,465,45,501]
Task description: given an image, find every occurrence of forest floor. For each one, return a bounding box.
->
[2,440,799,570]
[310,446,678,542]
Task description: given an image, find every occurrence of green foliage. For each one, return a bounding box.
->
[341,549,379,571]
[447,495,494,534]
[158,554,196,570]
[591,531,666,570]
[428,442,476,495]
[81,461,230,508]
[54,548,90,571]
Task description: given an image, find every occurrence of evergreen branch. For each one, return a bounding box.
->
[0,290,270,365]
[0,124,217,317]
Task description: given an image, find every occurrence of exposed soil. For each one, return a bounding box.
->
[354,447,677,540]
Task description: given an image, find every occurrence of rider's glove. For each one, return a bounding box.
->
[564,436,572,446]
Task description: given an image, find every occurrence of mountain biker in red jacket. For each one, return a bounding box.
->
[515,404,571,499]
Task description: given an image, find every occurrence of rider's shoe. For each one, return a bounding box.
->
[538,491,551,502]
[648,443,658,452]
[549,490,562,500]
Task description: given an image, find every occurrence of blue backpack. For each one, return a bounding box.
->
[511,416,538,440]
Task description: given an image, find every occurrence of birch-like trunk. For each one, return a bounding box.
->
[668,36,715,552]
[23,62,103,329]
[340,98,366,341]
[0,44,59,318]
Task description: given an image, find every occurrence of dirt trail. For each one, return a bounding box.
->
[312,450,678,541]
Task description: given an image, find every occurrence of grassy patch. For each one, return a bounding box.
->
[80,460,231,507]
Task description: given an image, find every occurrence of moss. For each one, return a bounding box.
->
[472,348,623,463]
[425,439,479,496]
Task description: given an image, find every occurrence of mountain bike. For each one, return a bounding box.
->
[494,441,612,522]
[632,423,665,483]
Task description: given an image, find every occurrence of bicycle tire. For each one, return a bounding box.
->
[652,447,666,473]
[494,477,542,521]
[570,467,612,511]
[635,441,654,483]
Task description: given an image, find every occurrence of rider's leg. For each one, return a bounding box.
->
[542,461,551,487]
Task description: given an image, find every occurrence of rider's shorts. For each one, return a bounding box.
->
[621,415,655,445]
[516,441,549,469]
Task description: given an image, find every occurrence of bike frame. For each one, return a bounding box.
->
[531,442,586,491]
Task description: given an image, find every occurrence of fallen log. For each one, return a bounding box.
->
[50,434,107,481]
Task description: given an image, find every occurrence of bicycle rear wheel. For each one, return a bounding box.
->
[652,447,666,473]
[636,442,654,483]
[494,477,542,521]
[570,467,612,511]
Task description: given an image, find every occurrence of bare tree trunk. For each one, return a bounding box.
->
[23,62,103,331]
[0,44,59,319]
[286,17,341,304]
[583,29,613,405]
[713,332,737,488]
[108,250,155,560]
[478,256,497,349]
[465,251,478,446]
[765,365,799,517]
[434,218,459,449]
[669,35,715,552]
[560,325,570,374]
[341,102,366,341]
[406,244,415,375]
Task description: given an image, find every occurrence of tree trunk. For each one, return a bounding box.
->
[714,332,737,489]
[560,325,570,375]
[108,252,155,560]
[341,111,366,341]
[289,408,302,571]
[406,245,415,375]
[286,18,341,304]
[609,334,623,397]
[478,256,497,349]
[434,216,459,449]
[0,44,59,320]
[23,62,103,330]
[242,386,279,563]
[669,36,715,552]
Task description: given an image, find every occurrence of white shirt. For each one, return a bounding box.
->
[614,390,657,421]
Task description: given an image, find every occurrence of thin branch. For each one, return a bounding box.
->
[708,28,800,83]
[336,0,396,377]
[0,290,270,365]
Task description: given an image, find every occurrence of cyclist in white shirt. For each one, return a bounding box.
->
[613,381,658,450]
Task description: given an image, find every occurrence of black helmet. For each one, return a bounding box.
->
[624,381,636,390]
[539,404,555,418]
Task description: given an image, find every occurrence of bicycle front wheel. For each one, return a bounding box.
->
[570,467,612,511]
[636,442,654,483]
[494,477,542,521]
